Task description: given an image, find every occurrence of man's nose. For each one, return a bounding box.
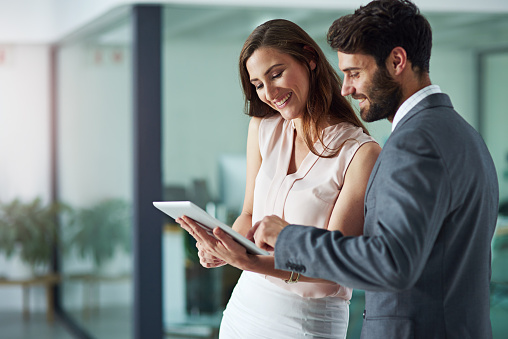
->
[341,77,354,97]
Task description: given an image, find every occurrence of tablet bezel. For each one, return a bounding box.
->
[153,201,270,256]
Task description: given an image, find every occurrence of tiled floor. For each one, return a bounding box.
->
[65,307,131,339]
[0,306,132,339]
[0,307,216,339]
[0,311,74,339]
[1,297,507,339]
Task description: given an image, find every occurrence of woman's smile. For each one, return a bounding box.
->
[275,92,292,108]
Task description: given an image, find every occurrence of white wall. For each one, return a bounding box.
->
[0,45,51,203]
[0,0,54,43]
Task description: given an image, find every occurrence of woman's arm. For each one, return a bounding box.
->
[230,116,263,236]
[327,141,381,235]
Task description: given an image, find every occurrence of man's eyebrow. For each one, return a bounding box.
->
[341,67,361,73]
[250,63,284,82]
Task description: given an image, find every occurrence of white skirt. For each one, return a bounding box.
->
[219,271,349,339]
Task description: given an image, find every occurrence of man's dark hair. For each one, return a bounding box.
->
[327,0,432,74]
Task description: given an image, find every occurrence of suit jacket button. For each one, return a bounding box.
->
[363,310,366,319]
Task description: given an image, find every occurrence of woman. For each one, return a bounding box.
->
[177,19,381,338]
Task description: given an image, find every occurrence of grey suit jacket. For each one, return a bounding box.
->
[274,93,499,339]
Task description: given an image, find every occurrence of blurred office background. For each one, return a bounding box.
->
[0,0,507,338]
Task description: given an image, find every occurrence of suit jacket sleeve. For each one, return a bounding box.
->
[274,127,452,291]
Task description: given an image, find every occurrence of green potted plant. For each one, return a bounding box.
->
[0,197,67,278]
[69,198,132,273]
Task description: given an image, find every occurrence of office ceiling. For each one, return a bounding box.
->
[162,6,508,51]
[90,4,508,53]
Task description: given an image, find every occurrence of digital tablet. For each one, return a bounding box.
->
[153,201,270,256]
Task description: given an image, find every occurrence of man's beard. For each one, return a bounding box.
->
[360,65,403,123]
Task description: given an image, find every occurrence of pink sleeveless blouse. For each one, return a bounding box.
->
[252,115,377,299]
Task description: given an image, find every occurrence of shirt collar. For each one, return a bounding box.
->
[391,85,442,131]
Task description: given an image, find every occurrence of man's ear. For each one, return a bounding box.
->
[387,46,407,76]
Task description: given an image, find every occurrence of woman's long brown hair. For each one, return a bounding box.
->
[239,19,369,158]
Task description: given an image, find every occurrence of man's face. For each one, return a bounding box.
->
[337,51,402,122]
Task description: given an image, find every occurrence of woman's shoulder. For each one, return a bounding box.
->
[248,116,263,131]
[254,115,286,155]
[256,114,284,134]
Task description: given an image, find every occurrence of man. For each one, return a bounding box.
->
[252,0,499,338]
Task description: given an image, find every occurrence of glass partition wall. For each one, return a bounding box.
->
[161,7,250,336]
[56,9,134,339]
[480,48,508,339]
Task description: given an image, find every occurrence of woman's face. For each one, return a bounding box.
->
[246,47,314,121]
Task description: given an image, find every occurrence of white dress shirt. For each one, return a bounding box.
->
[392,84,442,131]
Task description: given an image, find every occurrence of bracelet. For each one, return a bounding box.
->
[284,271,300,284]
